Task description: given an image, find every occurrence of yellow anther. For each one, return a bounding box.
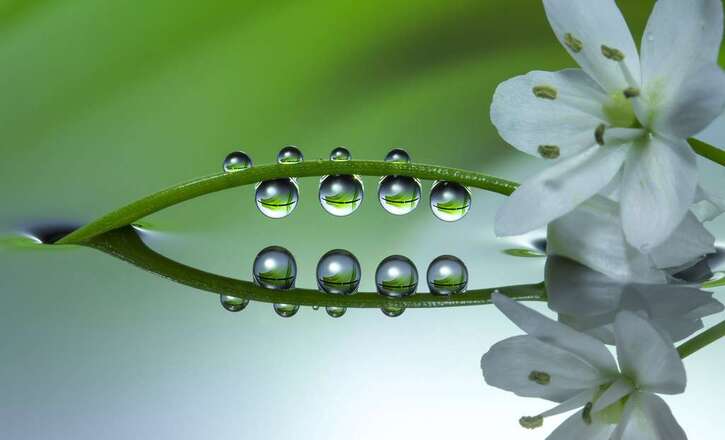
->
[538,145,561,159]
[519,416,544,430]
[528,371,551,385]
[533,85,558,100]
[564,33,584,53]
[601,45,625,61]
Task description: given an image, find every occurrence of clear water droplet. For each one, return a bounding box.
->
[381,305,406,317]
[317,249,361,295]
[273,303,300,318]
[319,175,364,216]
[426,255,468,295]
[223,151,253,172]
[325,306,347,318]
[378,175,421,215]
[220,294,249,312]
[277,145,304,164]
[330,146,352,161]
[384,148,411,163]
[376,255,418,297]
[253,246,297,290]
[430,181,471,222]
[255,178,299,218]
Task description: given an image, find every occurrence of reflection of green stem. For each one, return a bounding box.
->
[56,161,518,245]
[678,320,725,359]
[689,138,725,167]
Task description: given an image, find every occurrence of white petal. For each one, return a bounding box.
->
[614,311,686,394]
[692,185,725,222]
[620,136,698,252]
[592,377,634,413]
[538,389,596,418]
[481,336,605,402]
[492,293,619,376]
[649,212,715,269]
[496,145,627,236]
[546,410,614,440]
[543,0,640,93]
[491,69,607,159]
[611,393,687,440]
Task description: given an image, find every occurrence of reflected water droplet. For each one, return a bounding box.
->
[316,249,361,295]
[223,151,253,172]
[253,246,297,290]
[381,305,406,317]
[325,306,347,318]
[277,145,304,164]
[319,175,364,216]
[255,178,299,218]
[430,181,471,222]
[330,146,352,161]
[376,255,418,297]
[220,294,249,312]
[384,148,411,163]
[427,255,468,295]
[273,303,299,318]
[378,175,421,215]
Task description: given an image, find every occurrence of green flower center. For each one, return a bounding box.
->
[602,92,639,128]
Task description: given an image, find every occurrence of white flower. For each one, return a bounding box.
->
[481,293,687,439]
[492,0,725,252]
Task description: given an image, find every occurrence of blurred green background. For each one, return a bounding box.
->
[1,1,723,439]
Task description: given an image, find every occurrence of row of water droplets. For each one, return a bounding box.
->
[220,246,468,318]
[223,146,472,221]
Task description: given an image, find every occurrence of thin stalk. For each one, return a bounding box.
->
[690,138,725,167]
[677,320,725,359]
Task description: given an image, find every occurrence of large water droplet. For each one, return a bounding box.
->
[319,175,364,216]
[325,306,347,318]
[253,246,297,290]
[427,255,468,295]
[220,294,249,312]
[376,255,418,297]
[255,178,299,218]
[384,148,411,163]
[223,151,253,172]
[274,303,300,318]
[317,249,361,295]
[381,305,406,317]
[430,181,471,222]
[277,145,304,164]
[330,146,352,161]
[378,175,421,215]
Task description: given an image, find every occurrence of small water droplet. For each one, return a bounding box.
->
[330,146,352,161]
[376,255,418,297]
[430,181,471,222]
[325,306,347,318]
[381,305,406,317]
[317,249,361,295]
[319,175,364,216]
[253,246,297,290]
[426,255,468,295]
[384,148,411,163]
[220,294,249,312]
[255,178,299,218]
[277,145,304,164]
[312,305,320,310]
[223,151,253,172]
[378,175,421,215]
[274,303,300,317]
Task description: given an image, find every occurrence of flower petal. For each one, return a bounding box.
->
[492,293,619,376]
[620,136,698,252]
[496,145,627,236]
[610,393,686,440]
[481,336,606,402]
[614,311,686,394]
[543,0,640,93]
[546,410,614,440]
[649,212,715,270]
[592,377,633,413]
[491,69,607,159]
[538,389,596,418]
[692,185,725,222]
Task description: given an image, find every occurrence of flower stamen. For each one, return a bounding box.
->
[538,145,560,159]
[532,85,558,100]
[582,402,593,425]
[595,124,607,145]
[623,87,640,98]
[601,45,625,61]
[528,370,551,385]
[519,416,544,430]
[563,33,583,53]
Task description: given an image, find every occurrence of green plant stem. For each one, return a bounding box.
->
[677,320,725,359]
[86,226,546,308]
[689,138,725,167]
[56,160,518,245]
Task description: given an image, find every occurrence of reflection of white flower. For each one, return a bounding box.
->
[492,0,725,252]
[482,293,687,439]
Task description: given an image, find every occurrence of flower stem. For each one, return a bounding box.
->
[689,138,725,167]
[677,320,725,359]
[55,160,518,245]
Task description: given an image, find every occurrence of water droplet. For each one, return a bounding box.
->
[378,175,421,215]
[319,175,364,216]
[277,145,304,164]
[253,246,297,290]
[220,294,249,312]
[430,181,471,222]
[312,305,320,310]
[426,255,468,295]
[223,151,253,172]
[381,305,406,317]
[376,255,418,297]
[255,178,299,218]
[274,303,300,318]
[646,32,654,42]
[317,249,361,295]
[384,148,411,163]
[325,306,347,318]
[330,146,352,161]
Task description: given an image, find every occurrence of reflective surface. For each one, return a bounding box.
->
[375,255,418,297]
[319,175,364,217]
[255,178,300,219]
[378,175,421,215]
